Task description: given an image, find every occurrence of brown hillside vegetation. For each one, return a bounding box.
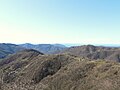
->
[0,49,120,90]
[61,45,120,62]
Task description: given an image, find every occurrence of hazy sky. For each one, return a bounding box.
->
[0,0,120,44]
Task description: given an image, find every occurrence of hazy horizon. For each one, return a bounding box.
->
[0,0,120,44]
[1,42,120,48]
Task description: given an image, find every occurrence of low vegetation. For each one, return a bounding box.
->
[0,49,119,90]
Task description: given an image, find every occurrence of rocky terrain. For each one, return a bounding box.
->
[0,49,120,90]
[61,45,120,62]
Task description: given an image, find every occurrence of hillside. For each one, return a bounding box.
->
[20,43,67,54]
[0,43,25,59]
[0,43,66,59]
[60,45,120,62]
[0,49,120,90]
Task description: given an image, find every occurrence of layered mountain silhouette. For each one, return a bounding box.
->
[1,43,120,62]
[0,43,24,59]
[20,43,67,54]
[60,45,120,62]
[0,49,120,90]
[0,43,67,59]
[1,44,120,90]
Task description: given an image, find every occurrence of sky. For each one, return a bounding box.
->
[0,0,120,44]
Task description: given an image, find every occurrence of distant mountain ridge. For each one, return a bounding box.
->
[20,43,67,54]
[0,43,67,59]
[0,43,24,59]
[1,43,120,62]
[61,45,120,62]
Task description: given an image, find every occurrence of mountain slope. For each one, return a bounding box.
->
[0,43,25,59]
[61,45,120,62]
[0,50,120,90]
[20,43,67,54]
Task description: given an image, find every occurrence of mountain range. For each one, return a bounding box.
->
[0,43,67,59]
[0,43,24,59]
[0,43,120,89]
[60,45,120,62]
[20,43,66,54]
[0,49,120,90]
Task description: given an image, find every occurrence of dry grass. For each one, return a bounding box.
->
[0,50,120,90]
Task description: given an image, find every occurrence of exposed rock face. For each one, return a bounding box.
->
[0,49,120,90]
[61,45,120,62]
